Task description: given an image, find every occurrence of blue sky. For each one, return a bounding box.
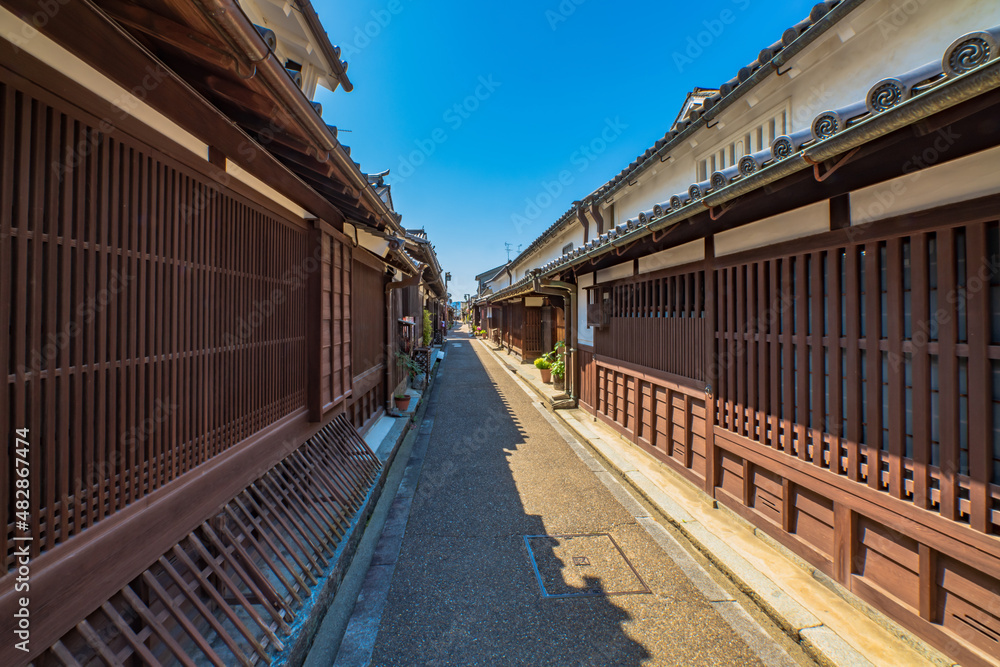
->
[313,0,818,300]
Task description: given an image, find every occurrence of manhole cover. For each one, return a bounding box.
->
[523,533,651,598]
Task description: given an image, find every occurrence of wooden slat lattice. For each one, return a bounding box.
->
[38,415,381,666]
[0,80,309,572]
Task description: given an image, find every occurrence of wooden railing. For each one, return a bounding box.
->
[579,211,1000,665]
[596,317,706,381]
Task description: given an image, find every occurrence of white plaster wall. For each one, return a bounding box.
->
[850,144,1000,226]
[486,271,512,291]
[514,223,584,279]
[577,272,595,347]
[241,0,326,99]
[226,163,311,219]
[596,261,634,284]
[638,239,705,274]
[345,223,390,257]
[715,201,830,257]
[0,7,206,158]
[612,142,700,224]
[608,0,1000,228]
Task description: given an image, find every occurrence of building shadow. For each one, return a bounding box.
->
[368,332,652,666]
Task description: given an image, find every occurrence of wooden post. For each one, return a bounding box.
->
[918,544,938,622]
[704,236,719,497]
[833,502,856,585]
[306,226,323,422]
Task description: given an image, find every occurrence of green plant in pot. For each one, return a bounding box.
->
[422,309,433,346]
[534,356,552,383]
[393,393,411,411]
[396,350,424,391]
[551,356,565,390]
[545,341,566,389]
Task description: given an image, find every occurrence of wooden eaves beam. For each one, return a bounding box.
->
[3,0,347,228]
[99,0,243,76]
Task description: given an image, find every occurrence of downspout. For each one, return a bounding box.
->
[589,201,606,236]
[196,0,399,231]
[575,203,590,244]
[532,274,577,407]
[385,258,424,413]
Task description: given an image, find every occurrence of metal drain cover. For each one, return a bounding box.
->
[523,533,651,598]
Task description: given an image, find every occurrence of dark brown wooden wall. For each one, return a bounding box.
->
[505,301,524,354]
[349,258,386,430]
[524,307,542,357]
[0,79,311,572]
[319,234,352,414]
[580,207,1000,666]
[590,356,708,489]
[594,268,707,380]
[579,346,597,409]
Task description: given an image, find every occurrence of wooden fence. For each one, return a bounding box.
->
[594,269,707,380]
[0,80,311,571]
[580,206,1000,666]
[350,258,387,430]
[0,63,394,665]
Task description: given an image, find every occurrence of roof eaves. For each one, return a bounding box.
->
[596,0,862,204]
[294,0,353,92]
[533,42,1000,280]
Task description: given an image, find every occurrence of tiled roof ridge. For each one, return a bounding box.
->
[521,24,1000,282]
[505,0,857,273]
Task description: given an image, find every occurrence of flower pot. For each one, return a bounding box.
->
[394,396,411,411]
[539,368,552,383]
[553,375,565,390]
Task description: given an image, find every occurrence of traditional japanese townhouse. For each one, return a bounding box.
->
[476,1,1000,663]
[0,0,446,664]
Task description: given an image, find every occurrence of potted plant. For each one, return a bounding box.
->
[396,350,425,389]
[551,356,565,390]
[544,341,566,390]
[394,393,411,411]
[534,357,552,383]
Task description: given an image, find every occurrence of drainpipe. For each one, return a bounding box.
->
[588,201,606,236]
[575,202,590,244]
[533,273,577,406]
[385,259,424,413]
[196,0,400,232]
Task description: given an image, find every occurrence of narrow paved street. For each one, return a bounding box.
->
[336,328,806,667]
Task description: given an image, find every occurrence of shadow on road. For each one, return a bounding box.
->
[369,330,652,666]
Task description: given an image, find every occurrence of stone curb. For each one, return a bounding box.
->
[475,338,878,667]
[295,346,446,667]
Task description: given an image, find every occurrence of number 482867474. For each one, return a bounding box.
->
[14,428,30,525]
